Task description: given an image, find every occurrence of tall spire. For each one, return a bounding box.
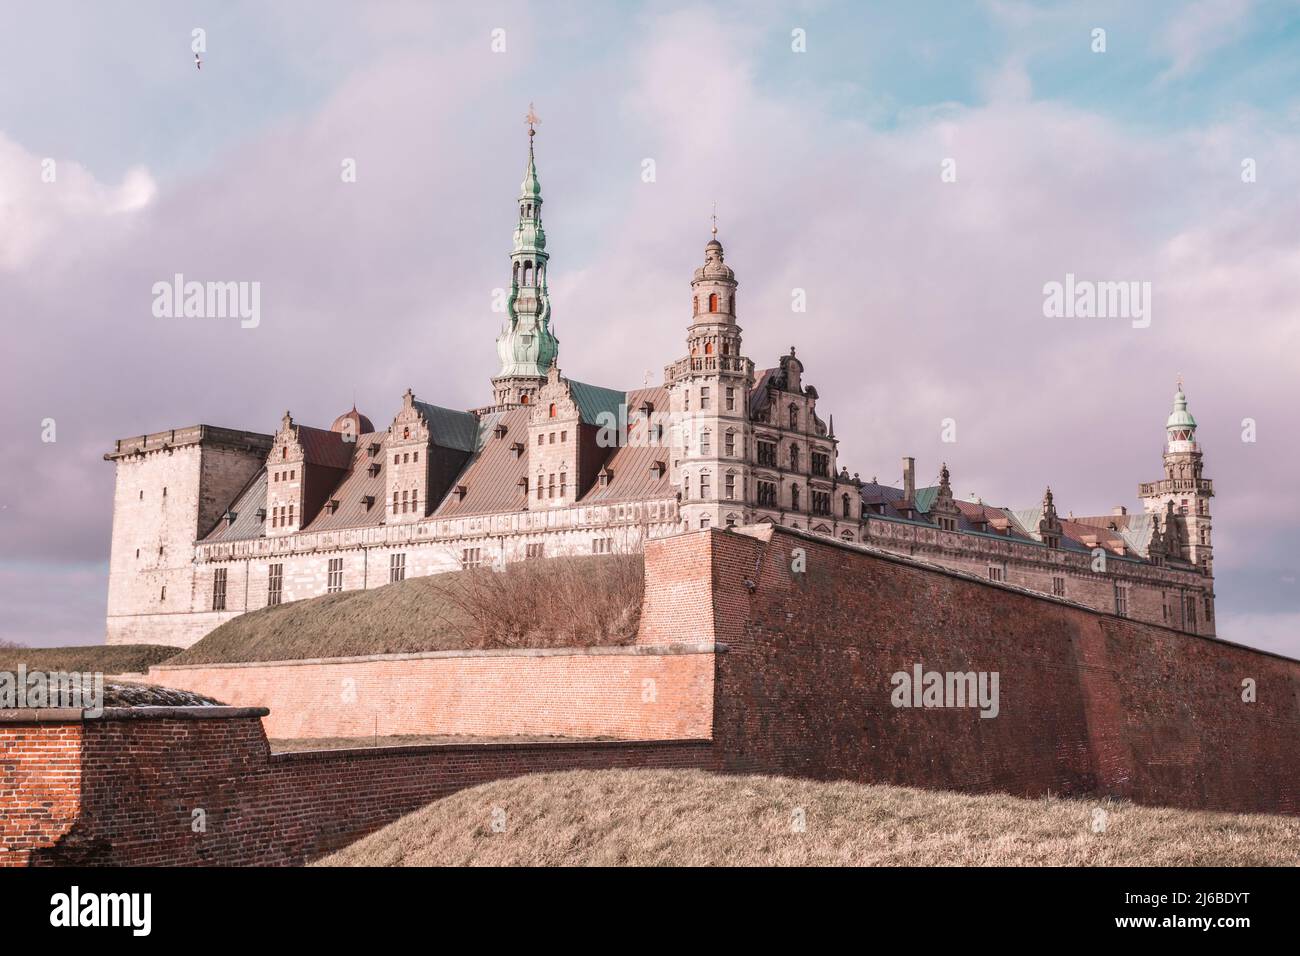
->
[493,106,559,396]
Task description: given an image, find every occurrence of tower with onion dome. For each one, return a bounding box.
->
[1139,380,1214,578]
[491,105,560,408]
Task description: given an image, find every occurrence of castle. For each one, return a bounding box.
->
[103,127,1216,647]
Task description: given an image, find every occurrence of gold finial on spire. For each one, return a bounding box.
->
[525,102,540,139]
[711,201,718,237]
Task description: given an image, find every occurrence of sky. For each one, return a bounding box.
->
[1,0,1297,654]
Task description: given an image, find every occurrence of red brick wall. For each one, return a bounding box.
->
[150,647,715,741]
[0,717,83,867]
[5,712,714,867]
[637,527,1300,816]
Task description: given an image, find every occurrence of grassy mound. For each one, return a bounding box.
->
[170,554,644,665]
[316,768,1300,867]
[0,643,181,674]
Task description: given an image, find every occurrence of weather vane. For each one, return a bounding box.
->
[526,102,540,138]
[711,201,718,237]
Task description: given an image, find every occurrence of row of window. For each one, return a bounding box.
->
[392,489,420,514]
[392,451,419,465]
[272,469,296,483]
[271,504,294,528]
[537,430,567,444]
[535,473,568,500]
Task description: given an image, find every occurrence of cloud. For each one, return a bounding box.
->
[1158,0,1254,83]
[2,2,1297,653]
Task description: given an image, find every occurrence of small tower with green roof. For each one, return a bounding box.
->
[1139,380,1214,584]
[492,105,560,408]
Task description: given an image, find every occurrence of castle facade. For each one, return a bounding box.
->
[104,131,1216,647]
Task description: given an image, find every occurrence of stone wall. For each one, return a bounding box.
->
[149,645,717,741]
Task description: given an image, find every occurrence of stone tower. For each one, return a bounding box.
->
[492,111,560,408]
[666,225,756,530]
[1139,381,1213,575]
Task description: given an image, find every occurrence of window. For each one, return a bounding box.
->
[390,552,406,583]
[812,491,831,516]
[1185,596,1197,629]
[757,480,778,507]
[548,432,555,444]
[536,479,544,500]
[1114,584,1129,617]
[725,473,736,499]
[411,490,419,513]
[811,452,830,478]
[327,558,344,593]
[538,434,544,446]
[212,568,227,611]
[548,474,556,498]
[592,537,613,554]
[394,454,400,464]
[790,485,801,511]
[700,387,711,410]
[709,293,718,312]
[287,504,294,526]
[267,564,283,606]
[1052,576,1066,597]
[392,491,399,514]
[560,472,567,498]
[725,431,736,456]
[461,548,483,569]
[988,565,1004,583]
[549,403,557,418]
[700,473,711,498]
[401,490,409,513]
[1204,596,1213,622]
[413,452,418,463]
[561,431,566,443]
[757,440,777,467]
[160,586,166,601]
[700,431,711,456]
[526,543,544,559]
[699,516,711,529]
[726,387,735,411]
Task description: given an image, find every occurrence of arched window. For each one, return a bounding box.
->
[522,261,532,286]
[693,296,699,315]
[403,426,410,440]
[513,262,520,285]
[704,342,714,355]
[520,393,529,405]
[709,293,719,313]
[790,486,800,511]
[549,403,557,418]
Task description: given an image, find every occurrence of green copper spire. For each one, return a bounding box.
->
[496,105,559,379]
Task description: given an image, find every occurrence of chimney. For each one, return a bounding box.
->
[1112,505,1128,516]
[902,457,915,505]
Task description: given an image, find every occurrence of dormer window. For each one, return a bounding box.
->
[224,510,237,527]
[495,423,508,438]
[367,442,380,457]
[455,485,468,500]
[510,441,525,458]
[368,463,381,477]
[651,460,666,479]
[598,469,612,487]
[326,499,339,514]
[362,495,375,511]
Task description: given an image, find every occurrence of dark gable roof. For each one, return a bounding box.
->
[566,379,627,426]
[432,408,531,517]
[412,400,480,453]
[579,387,674,504]
[301,431,389,533]
[296,425,354,470]
[201,470,268,542]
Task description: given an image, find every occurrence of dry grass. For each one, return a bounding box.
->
[0,643,181,675]
[317,768,1300,867]
[170,554,644,665]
